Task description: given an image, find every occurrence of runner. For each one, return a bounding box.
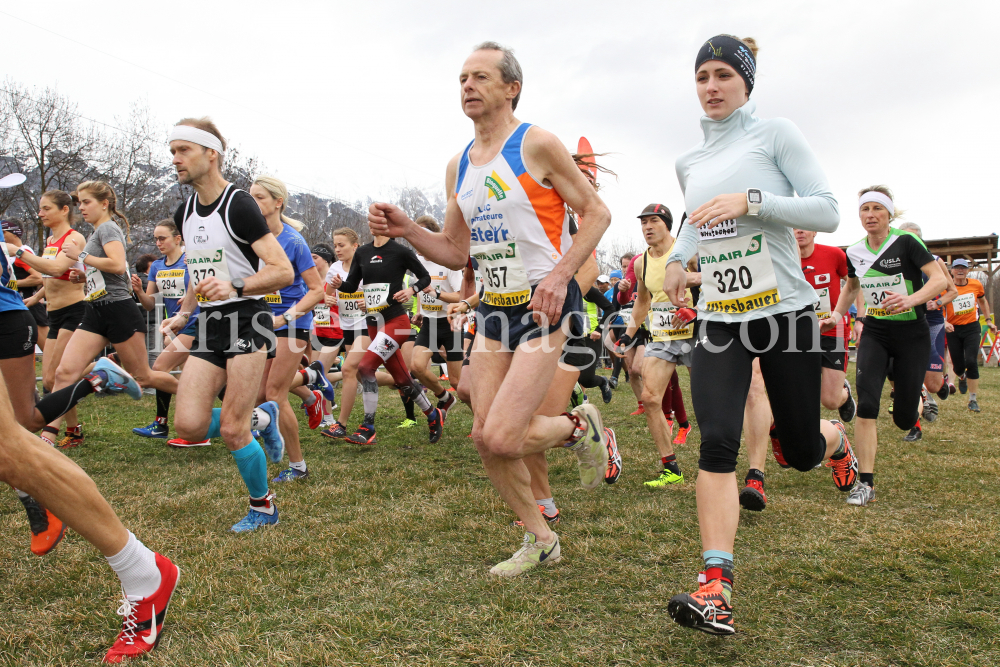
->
[367,42,612,576]
[249,175,325,482]
[615,253,649,414]
[299,242,342,429]
[822,186,947,507]
[3,221,48,346]
[131,220,203,441]
[12,190,87,446]
[161,117,293,532]
[327,231,442,445]
[614,203,694,488]
[410,215,463,419]
[663,35,860,634]
[37,181,179,446]
[0,365,179,663]
[945,258,995,413]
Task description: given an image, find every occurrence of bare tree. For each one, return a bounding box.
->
[597,237,644,275]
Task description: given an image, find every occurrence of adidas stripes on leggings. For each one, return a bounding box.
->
[691,308,825,474]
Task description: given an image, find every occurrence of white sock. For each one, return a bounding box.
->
[302,368,319,385]
[15,488,29,499]
[302,391,317,406]
[290,460,307,472]
[538,498,557,514]
[106,532,161,599]
[251,407,271,430]
[970,392,977,401]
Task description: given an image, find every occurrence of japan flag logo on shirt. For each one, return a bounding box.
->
[814,273,831,285]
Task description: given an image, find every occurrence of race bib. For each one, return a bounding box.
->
[420,289,444,313]
[618,306,634,328]
[699,233,780,314]
[264,292,282,304]
[814,287,832,319]
[185,248,232,303]
[649,302,695,341]
[338,290,366,320]
[314,305,331,327]
[472,241,531,307]
[363,282,391,312]
[84,265,107,302]
[860,274,910,317]
[368,331,400,362]
[952,293,976,316]
[157,269,186,299]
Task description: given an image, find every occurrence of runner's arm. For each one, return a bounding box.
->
[134,273,157,311]
[930,257,958,309]
[625,272,651,339]
[24,285,45,307]
[240,234,294,296]
[282,266,325,323]
[11,239,80,276]
[822,275,861,333]
[64,238,127,275]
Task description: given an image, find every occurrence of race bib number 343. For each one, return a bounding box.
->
[698,233,780,314]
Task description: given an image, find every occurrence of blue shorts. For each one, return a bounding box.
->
[180,313,199,338]
[477,279,583,350]
[927,320,945,372]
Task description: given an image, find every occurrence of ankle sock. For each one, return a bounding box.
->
[662,454,680,476]
[230,440,269,499]
[538,497,557,515]
[106,532,161,599]
[830,425,847,459]
[289,460,307,473]
[155,390,172,420]
[251,406,271,430]
[15,488,29,499]
[860,472,874,488]
[302,391,317,406]
[207,408,222,439]
[745,468,764,484]
[970,392,977,401]
[300,368,319,385]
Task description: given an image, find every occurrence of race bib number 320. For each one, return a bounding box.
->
[698,233,780,314]
[472,241,531,307]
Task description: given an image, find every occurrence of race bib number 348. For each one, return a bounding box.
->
[698,233,780,314]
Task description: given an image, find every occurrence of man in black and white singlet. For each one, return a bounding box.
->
[162,118,293,533]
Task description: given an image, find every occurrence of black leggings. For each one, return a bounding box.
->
[946,321,981,380]
[855,317,929,429]
[691,309,824,474]
[578,337,608,390]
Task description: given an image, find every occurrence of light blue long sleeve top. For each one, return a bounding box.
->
[667,100,840,321]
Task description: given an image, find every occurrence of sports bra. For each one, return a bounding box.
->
[43,230,84,281]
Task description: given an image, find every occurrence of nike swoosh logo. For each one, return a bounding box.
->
[586,415,600,442]
[539,548,551,562]
[142,604,157,645]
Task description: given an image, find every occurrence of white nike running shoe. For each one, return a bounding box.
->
[489,531,561,577]
[567,404,608,491]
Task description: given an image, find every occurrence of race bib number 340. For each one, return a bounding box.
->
[472,241,531,307]
[698,233,780,314]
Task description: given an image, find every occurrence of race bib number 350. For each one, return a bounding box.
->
[699,233,780,314]
[472,241,531,307]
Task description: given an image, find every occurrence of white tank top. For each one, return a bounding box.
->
[327,261,366,330]
[455,123,571,306]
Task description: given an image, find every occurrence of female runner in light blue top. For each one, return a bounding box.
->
[662,34,859,636]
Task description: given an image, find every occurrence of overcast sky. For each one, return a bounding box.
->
[3,0,997,251]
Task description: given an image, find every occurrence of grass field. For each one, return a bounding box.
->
[1,364,998,666]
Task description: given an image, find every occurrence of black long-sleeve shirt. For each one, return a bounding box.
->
[340,239,430,324]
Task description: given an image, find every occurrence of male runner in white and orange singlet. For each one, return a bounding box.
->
[368,42,612,576]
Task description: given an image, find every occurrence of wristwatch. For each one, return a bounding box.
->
[746,188,763,216]
[232,277,245,298]
[14,248,24,259]
[434,285,442,299]
[77,251,90,264]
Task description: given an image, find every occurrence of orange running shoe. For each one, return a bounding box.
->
[19,495,66,555]
[630,402,645,416]
[769,421,790,468]
[58,424,84,449]
[604,426,622,484]
[673,424,691,445]
[668,574,735,635]
[302,390,324,430]
[825,419,858,491]
[103,553,180,664]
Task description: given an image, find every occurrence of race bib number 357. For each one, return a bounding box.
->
[472,241,531,307]
[698,233,780,314]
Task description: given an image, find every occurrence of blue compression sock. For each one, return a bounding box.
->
[703,549,735,571]
[230,439,269,499]
[207,408,222,439]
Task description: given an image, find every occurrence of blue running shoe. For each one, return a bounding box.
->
[273,467,309,483]
[132,420,168,439]
[307,361,336,403]
[256,401,285,463]
[230,506,279,532]
[88,358,142,400]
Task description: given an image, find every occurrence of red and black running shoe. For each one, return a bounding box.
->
[604,427,622,484]
[437,393,457,421]
[769,422,790,468]
[668,574,735,636]
[19,495,66,555]
[428,408,444,443]
[345,423,377,445]
[738,478,767,512]
[103,553,180,664]
[825,419,858,491]
[303,390,324,430]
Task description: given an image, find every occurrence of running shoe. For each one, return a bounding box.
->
[599,380,613,404]
[948,382,957,396]
[959,374,968,394]
[88,358,142,400]
[319,414,335,429]
[665,419,675,440]
[888,403,893,415]
[605,426,622,484]
[903,425,922,442]
[307,360,336,403]
[273,468,309,483]
[825,420,858,491]
[428,408,444,443]
[969,398,980,413]
[132,421,168,439]
[769,422,790,468]
[231,495,279,532]
[166,437,210,448]
[346,423,377,445]
[667,575,735,635]
[922,398,939,423]
[846,482,876,506]
[644,468,684,487]
[256,401,285,463]
[739,478,767,512]
[567,404,608,491]
[489,531,561,577]
[303,391,324,430]
[19,495,66,556]
[321,421,348,439]
[838,379,857,423]
[396,418,418,429]
[608,376,618,389]
[630,403,645,416]
[570,383,585,409]
[674,424,692,446]
[437,392,457,420]
[102,553,180,664]
[511,505,561,527]
[58,425,84,449]
[936,382,950,401]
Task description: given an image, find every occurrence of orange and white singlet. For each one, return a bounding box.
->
[455,123,571,307]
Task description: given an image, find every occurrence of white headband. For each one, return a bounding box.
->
[169,125,225,155]
[858,191,894,216]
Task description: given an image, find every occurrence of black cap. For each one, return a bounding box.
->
[311,244,335,264]
[637,203,673,230]
[1,220,24,238]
